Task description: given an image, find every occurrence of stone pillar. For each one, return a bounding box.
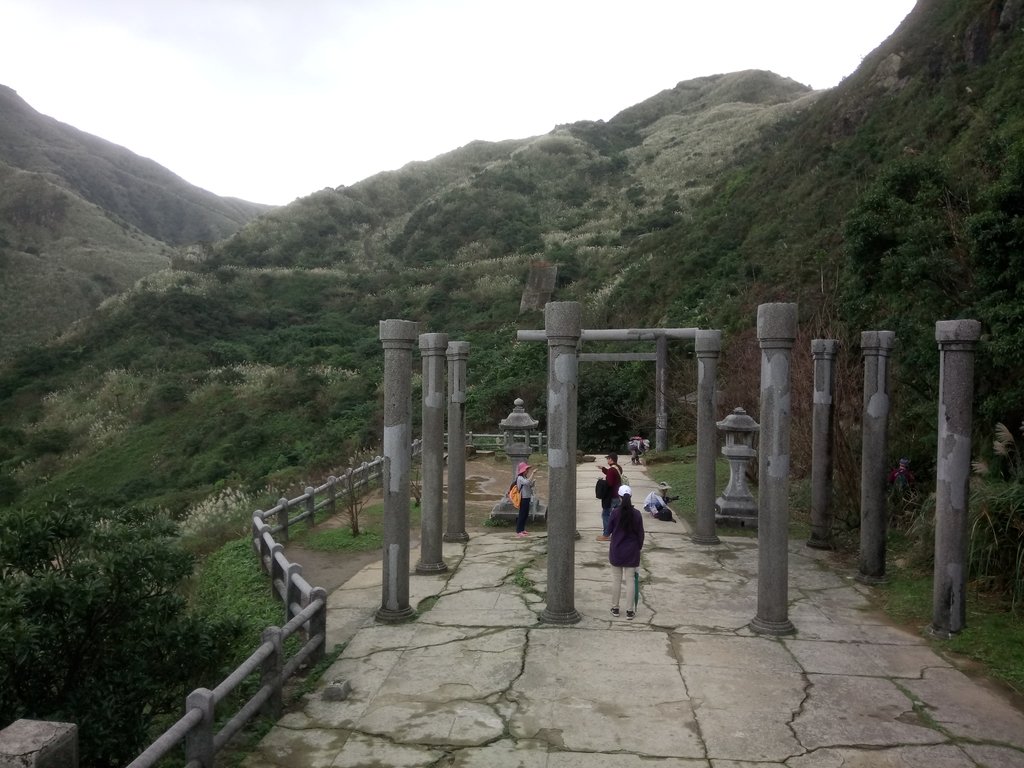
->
[807,339,839,550]
[857,330,896,585]
[416,332,449,574]
[376,319,418,623]
[655,333,669,451]
[750,303,797,636]
[693,329,722,544]
[931,319,981,638]
[444,341,470,542]
[541,301,582,625]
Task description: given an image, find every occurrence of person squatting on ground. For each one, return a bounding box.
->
[514,461,535,537]
[608,485,645,620]
[628,435,649,465]
[597,453,623,541]
[643,482,678,522]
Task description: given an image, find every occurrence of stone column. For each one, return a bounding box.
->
[750,303,797,636]
[541,301,582,625]
[693,329,722,544]
[416,332,449,574]
[444,341,470,542]
[807,339,839,550]
[655,333,669,451]
[857,330,896,584]
[931,319,981,638]
[376,319,418,623]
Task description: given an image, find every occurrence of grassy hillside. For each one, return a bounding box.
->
[0,161,172,357]
[1,0,1022,545]
[0,84,271,244]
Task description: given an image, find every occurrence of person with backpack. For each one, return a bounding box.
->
[608,485,645,620]
[513,461,536,538]
[597,453,622,542]
[642,482,678,522]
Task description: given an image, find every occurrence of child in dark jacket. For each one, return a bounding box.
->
[608,486,645,620]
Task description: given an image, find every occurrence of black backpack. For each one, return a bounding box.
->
[595,477,608,499]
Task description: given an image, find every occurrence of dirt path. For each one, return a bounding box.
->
[282,455,540,592]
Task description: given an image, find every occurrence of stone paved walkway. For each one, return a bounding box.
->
[243,462,1024,767]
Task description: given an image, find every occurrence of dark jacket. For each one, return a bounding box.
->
[608,502,644,568]
[600,464,622,500]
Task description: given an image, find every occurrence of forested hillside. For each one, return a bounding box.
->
[0,0,1021,525]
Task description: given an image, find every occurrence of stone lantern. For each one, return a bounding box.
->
[715,407,759,528]
[490,398,546,523]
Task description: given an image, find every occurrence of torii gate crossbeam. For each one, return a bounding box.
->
[517,327,700,451]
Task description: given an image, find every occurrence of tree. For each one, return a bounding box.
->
[0,499,241,766]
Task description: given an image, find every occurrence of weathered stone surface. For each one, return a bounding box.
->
[242,461,1024,768]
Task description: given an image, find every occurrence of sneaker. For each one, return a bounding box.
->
[626,610,635,620]
[596,535,610,542]
[515,531,529,538]
[610,606,620,617]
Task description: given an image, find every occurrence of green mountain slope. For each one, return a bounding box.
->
[0,84,272,244]
[1,0,1021,521]
[0,160,173,356]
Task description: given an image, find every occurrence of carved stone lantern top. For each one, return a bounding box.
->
[499,398,539,433]
[717,407,759,453]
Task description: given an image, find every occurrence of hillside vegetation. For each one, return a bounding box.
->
[0,0,1021,575]
[0,84,272,358]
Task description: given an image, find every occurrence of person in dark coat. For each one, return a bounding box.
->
[608,486,644,620]
[597,453,623,542]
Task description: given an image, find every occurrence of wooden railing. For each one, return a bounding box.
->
[457,431,547,453]
[123,440,422,768]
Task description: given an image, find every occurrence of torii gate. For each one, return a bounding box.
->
[516,327,700,452]
[519,304,723,624]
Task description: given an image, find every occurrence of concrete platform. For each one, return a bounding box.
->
[243,463,1024,768]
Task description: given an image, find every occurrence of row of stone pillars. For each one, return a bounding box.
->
[378,306,981,638]
[781,314,981,637]
[376,322,471,623]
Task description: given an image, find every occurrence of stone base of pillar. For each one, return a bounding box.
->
[489,498,547,524]
[854,571,888,586]
[715,499,758,529]
[415,559,449,575]
[806,535,834,550]
[375,606,416,623]
[540,607,581,625]
[442,531,470,543]
[749,616,795,636]
[928,624,959,640]
[690,532,721,545]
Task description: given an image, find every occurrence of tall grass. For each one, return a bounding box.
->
[970,422,1024,611]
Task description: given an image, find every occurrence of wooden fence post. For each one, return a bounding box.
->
[184,688,215,768]
[285,563,302,625]
[304,486,315,528]
[327,476,337,517]
[277,497,290,542]
[260,627,283,720]
[309,587,328,665]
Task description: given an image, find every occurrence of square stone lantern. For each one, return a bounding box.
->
[490,398,547,523]
[715,407,759,528]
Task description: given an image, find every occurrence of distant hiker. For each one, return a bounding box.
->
[597,453,623,542]
[514,461,535,538]
[608,485,644,620]
[628,435,650,465]
[643,482,678,522]
[887,457,916,491]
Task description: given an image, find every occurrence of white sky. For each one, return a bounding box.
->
[0,0,916,206]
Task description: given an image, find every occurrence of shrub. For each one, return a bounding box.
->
[0,499,241,765]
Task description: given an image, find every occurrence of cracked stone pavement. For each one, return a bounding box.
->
[243,463,1024,768]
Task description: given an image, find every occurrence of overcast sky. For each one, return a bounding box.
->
[1,0,916,206]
